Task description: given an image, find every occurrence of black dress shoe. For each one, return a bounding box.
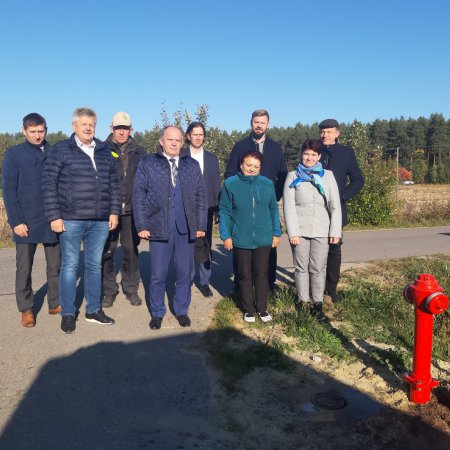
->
[149,317,163,330]
[329,291,341,304]
[199,284,213,298]
[176,315,191,327]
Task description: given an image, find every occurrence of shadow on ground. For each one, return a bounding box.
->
[1,330,449,449]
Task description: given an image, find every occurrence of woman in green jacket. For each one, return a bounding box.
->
[219,151,281,323]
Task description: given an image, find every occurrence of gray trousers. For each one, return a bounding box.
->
[291,237,329,304]
[16,243,60,312]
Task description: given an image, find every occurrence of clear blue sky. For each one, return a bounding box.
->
[1,0,449,139]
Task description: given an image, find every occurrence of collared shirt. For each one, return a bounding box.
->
[252,138,265,154]
[75,135,97,170]
[189,147,204,174]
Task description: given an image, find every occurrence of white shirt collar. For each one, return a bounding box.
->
[75,135,96,151]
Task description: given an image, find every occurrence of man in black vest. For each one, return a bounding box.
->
[225,109,287,292]
[319,119,364,303]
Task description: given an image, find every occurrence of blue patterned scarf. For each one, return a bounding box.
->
[289,162,325,195]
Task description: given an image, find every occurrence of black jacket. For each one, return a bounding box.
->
[105,134,146,215]
[224,135,287,201]
[320,143,365,226]
[42,134,121,222]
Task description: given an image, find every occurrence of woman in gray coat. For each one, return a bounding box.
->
[283,139,341,316]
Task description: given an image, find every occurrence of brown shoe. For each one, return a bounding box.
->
[49,305,62,315]
[21,309,35,327]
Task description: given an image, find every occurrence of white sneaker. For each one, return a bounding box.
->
[258,311,272,323]
[244,313,255,323]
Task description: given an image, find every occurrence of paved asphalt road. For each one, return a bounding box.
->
[0,226,448,448]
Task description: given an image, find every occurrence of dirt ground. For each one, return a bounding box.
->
[203,271,450,449]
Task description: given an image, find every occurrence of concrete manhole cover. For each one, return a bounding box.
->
[310,392,347,410]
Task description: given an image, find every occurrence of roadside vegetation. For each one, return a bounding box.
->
[1,107,449,244]
[205,255,450,387]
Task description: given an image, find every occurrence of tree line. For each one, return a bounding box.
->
[1,111,449,184]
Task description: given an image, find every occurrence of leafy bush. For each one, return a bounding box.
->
[346,121,397,225]
[398,167,413,181]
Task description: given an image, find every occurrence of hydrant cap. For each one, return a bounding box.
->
[425,292,449,315]
[415,273,440,290]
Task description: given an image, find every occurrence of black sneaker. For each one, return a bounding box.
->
[61,315,76,334]
[126,293,143,306]
[85,309,115,325]
[176,315,191,327]
[102,295,116,308]
[199,284,213,298]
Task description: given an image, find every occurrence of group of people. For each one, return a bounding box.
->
[2,108,364,333]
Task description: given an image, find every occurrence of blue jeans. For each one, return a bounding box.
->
[59,220,109,316]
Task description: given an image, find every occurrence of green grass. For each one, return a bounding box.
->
[346,217,450,230]
[206,255,450,384]
[336,255,450,361]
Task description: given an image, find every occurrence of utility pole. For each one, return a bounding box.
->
[396,147,399,201]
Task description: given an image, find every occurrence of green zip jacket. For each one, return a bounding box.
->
[219,173,282,249]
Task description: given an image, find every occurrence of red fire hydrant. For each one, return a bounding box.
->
[403,274,448,404]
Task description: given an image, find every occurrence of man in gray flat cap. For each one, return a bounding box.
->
[319,119,364,303]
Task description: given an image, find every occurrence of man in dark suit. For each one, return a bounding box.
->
[225,109,287,291]
[319,119,365,303]
[185,122,221,298]
[133,126,207,330]
[2,113,61,327]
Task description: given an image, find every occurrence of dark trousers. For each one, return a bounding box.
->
[16,243,60,312]
[102,214,141,297]
[234,245,271,314]
[233,246,277,289]
[193,208,214,285]
[148,227,194,318]
[325,238,343,293]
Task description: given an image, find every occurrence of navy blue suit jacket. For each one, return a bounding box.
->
[2,140,58,244]
[320,143,365,226]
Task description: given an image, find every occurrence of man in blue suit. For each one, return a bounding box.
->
[133,126,207,330]
[2,113,60,327]
[185,122,221,298]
